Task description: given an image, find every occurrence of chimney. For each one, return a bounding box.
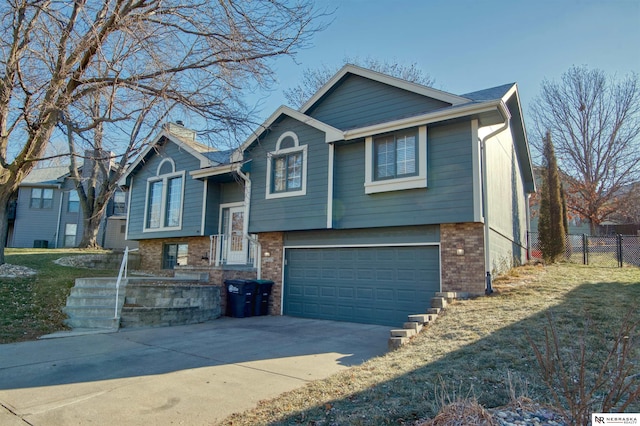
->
[163,121,196,141]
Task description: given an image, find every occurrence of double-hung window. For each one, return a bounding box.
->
[30,188,54,209]
[374,131,417,180]
[266,131,307,199]
[64,224,77,247]
[68,191,80,213]
[365,126,427,194]
[273,152,303,192]
[112,191,126,216]
[144,159,185,231]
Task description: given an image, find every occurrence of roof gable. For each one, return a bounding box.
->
[119,127,220,186]
[235,106,343,161]
[300,64,469,115]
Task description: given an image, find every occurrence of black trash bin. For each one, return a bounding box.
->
[253,279,274,316]
[225,279,257,318]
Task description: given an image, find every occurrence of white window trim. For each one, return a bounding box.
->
[364,125,427,194]
[142,169,185,232]
[265,131,308,199]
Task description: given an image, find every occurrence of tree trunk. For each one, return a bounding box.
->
[0,189,13,265]
[78,209,104,249]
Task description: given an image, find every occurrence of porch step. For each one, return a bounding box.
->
[390,329,416,338]
[388,292,458,350]
[435,291,470,302]
[403,321,423,333]
[388,337,410,350]
[63,305,120,318]
[407,314,430,324]
[66,295,120,306]
[63,278,125,330]
[431,296,447,309]
[64,317,119,329]
[69,286,120,297]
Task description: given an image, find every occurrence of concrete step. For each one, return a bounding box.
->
[388,336,410,350]
[66,295,123,307]
[427,307,441,315]
[390,329,415,338]
[403,321,423,333]
[431,296,447,309]
[73,278,119,287]
[69,286,119,297]
[64,306,119,318]
[435,291,469,301]
[64,317,119,329]
[407,314,430,324]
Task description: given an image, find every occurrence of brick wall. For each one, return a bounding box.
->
[138,236,212,271]
[440,223,486,295]
[257,232,284,315]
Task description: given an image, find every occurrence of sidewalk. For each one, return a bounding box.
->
[0,316,389,425]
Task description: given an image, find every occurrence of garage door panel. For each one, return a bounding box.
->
[338,287,354,298]
[357,287,374,300]
[375,288,395,302]
[284,246,440,327]
[357,268,375,280]
[375,268,394,281]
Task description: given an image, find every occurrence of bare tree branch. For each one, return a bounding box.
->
[0,0,330,259]
[531,66,640,233]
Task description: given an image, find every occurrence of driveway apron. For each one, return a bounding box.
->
[0,316,389,425]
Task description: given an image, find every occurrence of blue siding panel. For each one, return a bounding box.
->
[127,139,206,240]
[307,74,450,130]
[247,117,329,233]
[11,186,62,248]
[333,121,475,229]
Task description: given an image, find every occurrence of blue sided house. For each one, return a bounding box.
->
[119,65,535,327]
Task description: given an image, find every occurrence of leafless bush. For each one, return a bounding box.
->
[526,310,640,425]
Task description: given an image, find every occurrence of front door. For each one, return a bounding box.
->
[226,206,247,264]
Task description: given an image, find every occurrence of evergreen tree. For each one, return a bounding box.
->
[538,132,567,263]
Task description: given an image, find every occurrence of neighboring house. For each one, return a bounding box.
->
[8,161,136,250]
[120,64,535,327]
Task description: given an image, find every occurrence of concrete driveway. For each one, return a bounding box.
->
[0,316,389,425]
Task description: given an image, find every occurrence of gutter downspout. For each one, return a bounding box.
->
[55,190,64,248]
[479,120,510,295]
[236,168,262,279]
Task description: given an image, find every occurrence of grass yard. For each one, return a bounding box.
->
[222,263,640,425]
[1,252,638,424]
[0,248,116,343]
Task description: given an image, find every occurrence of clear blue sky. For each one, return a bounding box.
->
[248,0,640,127]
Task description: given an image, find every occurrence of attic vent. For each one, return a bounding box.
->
[164,122,196,141]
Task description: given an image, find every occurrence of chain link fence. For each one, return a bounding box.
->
[528,232,640,268]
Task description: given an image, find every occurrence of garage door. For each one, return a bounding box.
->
[284,246,440,326]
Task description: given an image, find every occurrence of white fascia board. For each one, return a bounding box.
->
[118,130,214,186]
[237,106,344,160]
[300,64,470,113]
[343,100,509,141]
[189,163,239,179]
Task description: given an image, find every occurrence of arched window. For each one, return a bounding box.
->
[144,158,185,231]
[266,131,307,199]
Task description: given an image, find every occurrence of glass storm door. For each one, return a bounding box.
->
[226,206,247,264]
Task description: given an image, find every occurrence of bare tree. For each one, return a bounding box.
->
[531,66,640,234]
[284,56,435,108]
[0,0,327,262]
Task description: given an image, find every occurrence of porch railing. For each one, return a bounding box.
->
[209,234,258,267]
